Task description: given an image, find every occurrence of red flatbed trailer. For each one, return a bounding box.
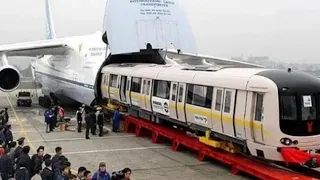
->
[124,115,319,180]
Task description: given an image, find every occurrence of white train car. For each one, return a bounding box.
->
[100,63,320,163]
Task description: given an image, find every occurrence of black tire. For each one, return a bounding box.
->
[43,96,51,108]
[39,96,44,107]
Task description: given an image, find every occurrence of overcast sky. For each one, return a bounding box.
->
[0,0,319,63]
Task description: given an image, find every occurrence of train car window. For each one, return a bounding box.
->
[187,84,213,108]
[171,84,177,101]
[146,81,151,95]
[224,91,232,113]
[109,74,118,88]
[215,89,223,111]
[153,80,170,99]
[106,75,109,86]
[101,75,105,86]
[131,77,141,93]
[126,79,130,91]
[142,80,146,94]
[280,96,297,121]
[301,95,316,121]
[178,85,184,102]
[254,93,264,122]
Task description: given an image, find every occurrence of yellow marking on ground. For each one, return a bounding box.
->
[5,93,78,174]
[5,93,36,153]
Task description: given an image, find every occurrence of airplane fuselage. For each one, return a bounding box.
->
[33,31,107,106]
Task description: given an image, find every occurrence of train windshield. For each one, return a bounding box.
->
[280,94,320,136]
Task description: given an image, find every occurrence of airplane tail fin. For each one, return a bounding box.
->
[44,0,56,39]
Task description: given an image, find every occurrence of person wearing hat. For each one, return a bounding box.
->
[96,107,104,137]
[92,162,110,180]
[76,107,83,133]
[81,104,86,124]
[3,107,9,125]
[13,137,25,161]
[112,108,121,133]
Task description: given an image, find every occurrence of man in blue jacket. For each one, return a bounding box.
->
[44,108,55,133]
[112,108,121,133]
[92,162,110,180]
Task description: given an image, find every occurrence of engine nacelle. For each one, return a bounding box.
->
[0,65,21,92]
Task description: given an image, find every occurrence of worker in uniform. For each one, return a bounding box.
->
[44,108,54,133]
[96,107,104,137]
[52,106,58,128]
[85,112,94,139]
[81,104,86,124]
[76,107,83,133]
[3,107,9,125]
[91,109,97,136]
[112,108,121,133]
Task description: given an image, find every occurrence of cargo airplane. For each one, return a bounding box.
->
[0,0,262,108]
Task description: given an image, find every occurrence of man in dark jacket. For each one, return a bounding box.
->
[97,108,104,137]
[3,107,9,125]
[0,147,13,179]
[42,159,54,180]
[30,146,45,177]
[16,146,32,173]
[56,161,71,180]
[51,146,63,173]
[4,124,13,146]
[112,108,121,132]
[76,107,83,133]
[91,110,97,136]
[15,161,30,180]
[85,112,94,139]
[0,126,6,146]
[13,137,25,164]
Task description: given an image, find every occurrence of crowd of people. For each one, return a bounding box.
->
[0,106,131,180]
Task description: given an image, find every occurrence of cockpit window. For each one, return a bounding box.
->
[280,96,297,121]
[280,94,320,136]
[301,95,316,121]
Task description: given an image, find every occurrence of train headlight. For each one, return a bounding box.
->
[280,138,292,146]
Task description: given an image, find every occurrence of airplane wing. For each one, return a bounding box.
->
[163,49,264,68]
[0,39,72,57]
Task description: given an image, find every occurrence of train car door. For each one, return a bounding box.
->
[176,83,186,123]
[211,88,223,133]
[119,76,127,103]
[145,79,152,111]
[106,74,111,99]
[140,79,147,110]
[169,82,178,120]
[233,90,246,139]
[251,93,264,144]
[100,74,106,98]
[126,77,132,105]
[221,89,236,137]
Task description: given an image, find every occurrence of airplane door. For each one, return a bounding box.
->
[126,77,132,105]
[221,89,236,137]
[120,76,127,103]
[176,83,186,123]
[169,82,178,120]
[252,93,264,144]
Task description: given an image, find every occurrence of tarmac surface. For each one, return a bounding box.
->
[1,90,253,180]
